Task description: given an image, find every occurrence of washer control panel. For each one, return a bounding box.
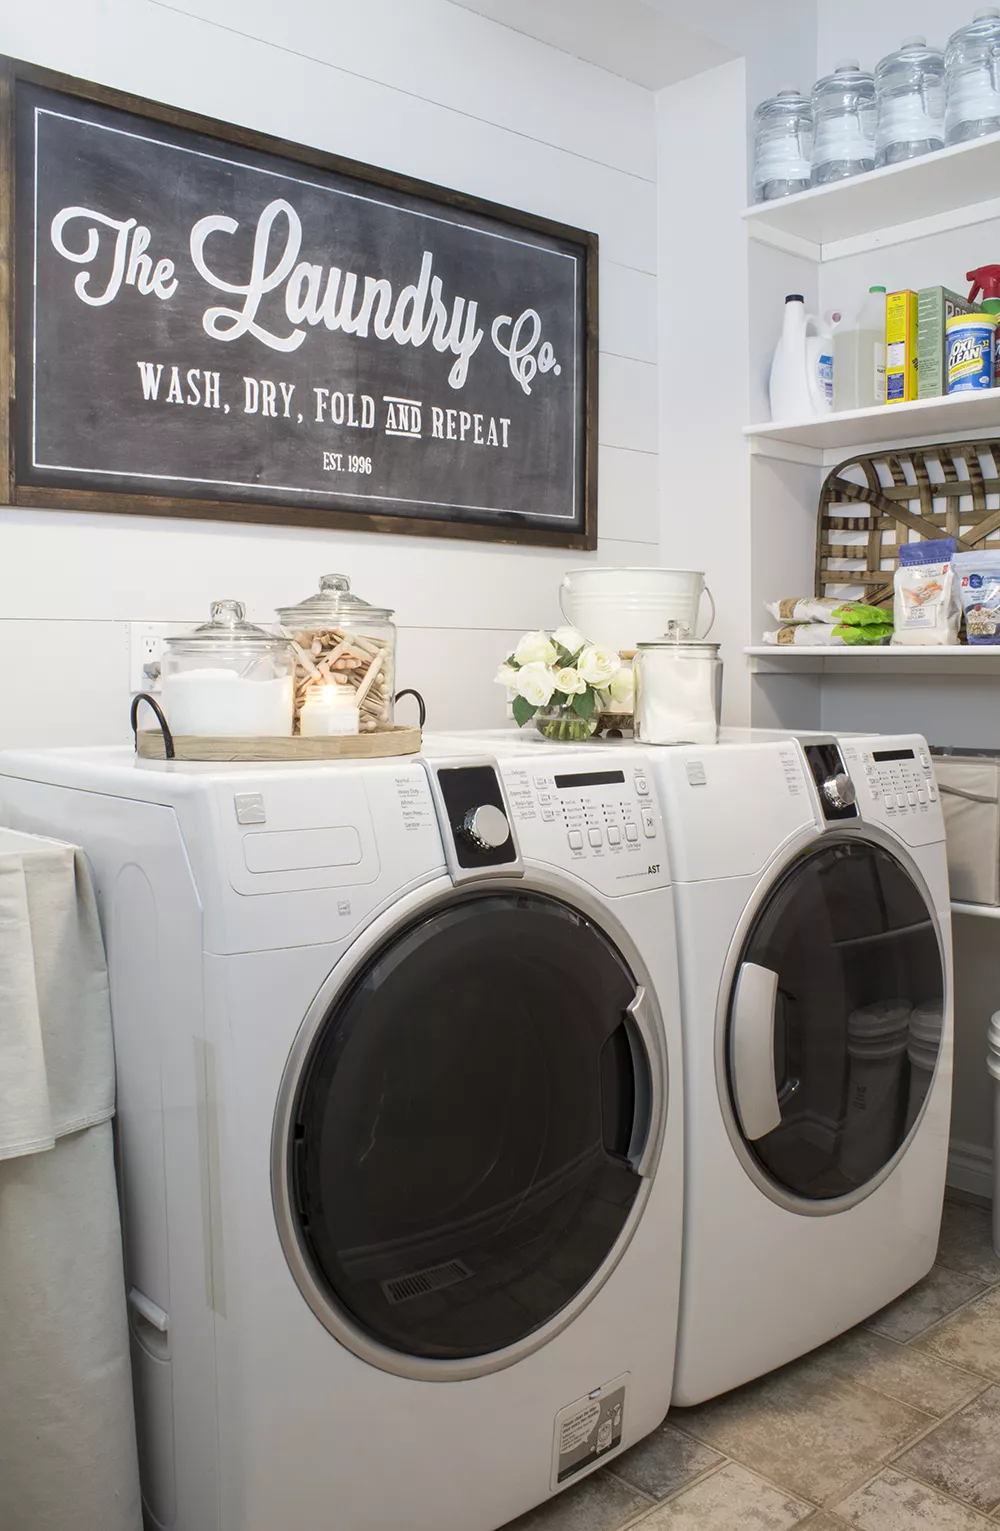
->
[502,755,669,894]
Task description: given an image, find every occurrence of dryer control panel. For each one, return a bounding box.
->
[840,736,946,847]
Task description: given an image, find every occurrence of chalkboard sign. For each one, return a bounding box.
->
[0,57,597,548]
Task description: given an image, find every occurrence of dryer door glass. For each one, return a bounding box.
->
[726,840,944,1202]
[285,892,655,1361]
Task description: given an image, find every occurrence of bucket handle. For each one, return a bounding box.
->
[698,584,716,640]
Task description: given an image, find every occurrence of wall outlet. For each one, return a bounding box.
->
[128,623,173,694]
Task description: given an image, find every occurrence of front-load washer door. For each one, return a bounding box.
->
[275,889,664,1374]
[724,839,945,1207]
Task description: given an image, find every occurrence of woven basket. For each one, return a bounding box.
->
[816,436,1000,609]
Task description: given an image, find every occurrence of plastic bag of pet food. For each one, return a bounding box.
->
[953,549,1000,644]
[891,538,960,646]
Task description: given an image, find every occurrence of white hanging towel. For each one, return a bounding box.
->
[0,828,141,1531]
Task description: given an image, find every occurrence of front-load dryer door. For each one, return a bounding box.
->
[724,839,945,1208]
[274,889,664,1377]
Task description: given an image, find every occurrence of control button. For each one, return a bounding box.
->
[625,823,640,843]
[537,793,552,805]
[635,776,650,795]
[822,773,857,811]
[461,804,511,852]
[929,784,938,801]
[896,793,906,809]
[234,792,266,825]
[907,791,917,807]
[607,825,622,845]
[567,830,584,851]
[641,809,657,838]
[541,809,555,822]
[917,792,927,807]
[533,775,549,788]
[685,760,707,786]
[588,827,603,848]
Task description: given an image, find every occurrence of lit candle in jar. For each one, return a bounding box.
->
[299,685,360,737]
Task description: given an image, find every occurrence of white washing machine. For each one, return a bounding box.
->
[643,731,953,1405]
[0,742,683,1531]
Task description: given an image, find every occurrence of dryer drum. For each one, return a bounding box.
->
[726,839,945,1205]
[279,890,656,1362]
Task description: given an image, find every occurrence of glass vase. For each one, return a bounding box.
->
[533,706,600,742]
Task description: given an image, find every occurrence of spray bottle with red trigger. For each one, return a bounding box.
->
[968,266,1000,385]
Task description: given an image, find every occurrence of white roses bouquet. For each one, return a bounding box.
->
[496,627,622,739]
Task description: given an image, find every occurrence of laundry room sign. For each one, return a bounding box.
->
[0,57,598,548]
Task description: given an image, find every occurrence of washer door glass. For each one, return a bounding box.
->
[726,840,944,1202]
[285,892,654,1360]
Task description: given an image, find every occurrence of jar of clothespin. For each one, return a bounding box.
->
[276,574,396,735]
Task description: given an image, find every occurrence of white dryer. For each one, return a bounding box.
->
[0,743,683,1531]
[644,732,953,1405]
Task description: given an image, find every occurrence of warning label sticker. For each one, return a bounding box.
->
[552,1376,628,1486]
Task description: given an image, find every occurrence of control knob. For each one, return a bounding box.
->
[822,772,856,811]
[460,804,511,851]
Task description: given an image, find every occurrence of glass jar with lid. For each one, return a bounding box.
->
[276,574,396,734]
[945,7,1000,144]
[875,36,945,165]
[752,91,814,202]
[811,60,877,184]
[634,637,722,747]
[160,600,295,738]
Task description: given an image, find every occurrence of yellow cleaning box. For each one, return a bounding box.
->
[886,290,918,403]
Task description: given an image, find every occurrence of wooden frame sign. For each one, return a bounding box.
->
[0,57,598,548]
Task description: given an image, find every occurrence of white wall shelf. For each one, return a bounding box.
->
[743,130,1000,261]
[746,391,1000,463]
[746,646,1000,676]
[952,901,1000,919]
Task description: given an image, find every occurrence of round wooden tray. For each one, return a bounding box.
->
[136,724,422,762]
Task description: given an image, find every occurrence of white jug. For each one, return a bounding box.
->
[560,567,715,654]
[769,295,835,421]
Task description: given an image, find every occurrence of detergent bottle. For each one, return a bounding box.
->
[968,264,1000,384]
[768,295,835,420]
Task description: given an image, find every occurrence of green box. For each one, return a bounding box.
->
[918,286,979,398]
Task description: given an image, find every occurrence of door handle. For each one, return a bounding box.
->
[730,961,782,1141]
[623,986,666,1178]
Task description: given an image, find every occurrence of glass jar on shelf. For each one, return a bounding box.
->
[160,600,296,738]
[752,90,814,202]
[945,7,1000,144]
[875,36,945,165]
[811,60,877,184]
[276,574,396,734]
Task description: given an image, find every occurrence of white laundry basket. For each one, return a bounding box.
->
[905,1002,944,1134]
[841,1001,911,1183]
[989,1012,1000,1258]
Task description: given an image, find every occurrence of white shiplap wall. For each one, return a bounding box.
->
[0,0,658,742]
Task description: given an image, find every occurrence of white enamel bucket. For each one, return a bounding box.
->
[560,567,715,653]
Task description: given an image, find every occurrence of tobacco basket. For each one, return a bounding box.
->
[815,436,1000,608]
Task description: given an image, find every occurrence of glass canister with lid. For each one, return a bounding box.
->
[276,573,396,734]
[945,7,1000,144]
[752,91,814,202]
[811,60,877,184]
[160,600,296,737]
[634,635,722,747]
[875,36,945,165]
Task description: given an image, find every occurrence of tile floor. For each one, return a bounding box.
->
[503,1196,1000,1531]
